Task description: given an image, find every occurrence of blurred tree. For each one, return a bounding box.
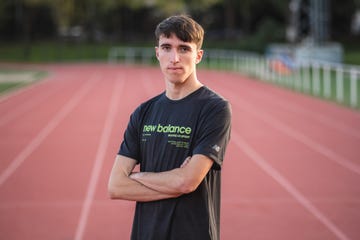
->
[224,0,236,37]
[238,0,253,34]
[221,0,287,34]
[5,0,56,58]
[330,0,357,39]
[0,0,356,48]
[147,0,220,15]
[0,0,16,39]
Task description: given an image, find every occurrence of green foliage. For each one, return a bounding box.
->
[343,45,360,65]
[0,68,46,95]
[251,18,285,48]
[1,40,359,65]
[0,42,112,62]
[0,82,23,94]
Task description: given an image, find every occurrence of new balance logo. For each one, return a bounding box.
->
[143,123,192,135]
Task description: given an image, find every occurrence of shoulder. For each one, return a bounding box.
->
[126,92,164,127]
[200,87,231,114]
[133,92,164,116]
[197,86,228,103]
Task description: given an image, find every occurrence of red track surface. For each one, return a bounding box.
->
[0,63,359,240]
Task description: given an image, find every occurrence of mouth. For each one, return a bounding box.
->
[167,67,183,72]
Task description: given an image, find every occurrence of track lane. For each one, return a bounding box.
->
[200,70,360,239]
[0,67,112,239]
[0,64,359,240]
[81,66,166,239]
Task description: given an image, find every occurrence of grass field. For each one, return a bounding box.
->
[0,42,136,63]
[1,41,360,65]
[0,69,47,95]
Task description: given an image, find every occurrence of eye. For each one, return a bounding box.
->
[161,45,171,51]
[179,46,190,53]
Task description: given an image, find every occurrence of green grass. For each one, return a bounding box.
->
[344,51,360,66]
[342,41,360,65]
[0,69,47,95]
[0,42,113,62]
[1,41,360,65]
[0,82,25,94]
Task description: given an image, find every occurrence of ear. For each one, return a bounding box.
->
[195,49,204,64]
[155,46,160,60]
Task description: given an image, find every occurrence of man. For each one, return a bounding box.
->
[108,15,231,240]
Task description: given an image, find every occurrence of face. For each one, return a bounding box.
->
[155,34,203,85]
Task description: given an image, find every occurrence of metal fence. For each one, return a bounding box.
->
[108,47,360,109]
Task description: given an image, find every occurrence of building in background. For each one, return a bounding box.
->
[269,0,343,68]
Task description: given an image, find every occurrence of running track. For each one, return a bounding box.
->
[0,63,359,240]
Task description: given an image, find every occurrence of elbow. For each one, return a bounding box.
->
[107,185,118,199]
[107,173,130,200]
[181,185,197,194]
[107,182,125,200]
[108,188,118,199]
[176,177,198,194]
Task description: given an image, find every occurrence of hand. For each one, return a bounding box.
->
[180,156,191,168]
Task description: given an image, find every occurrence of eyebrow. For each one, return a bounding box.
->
[160,43,171,48]
[159,43,193,49]
[179,44,192,49]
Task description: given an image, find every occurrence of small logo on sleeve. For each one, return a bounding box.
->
[212,144,221,152]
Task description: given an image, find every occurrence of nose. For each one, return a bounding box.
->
[170,49,180,63]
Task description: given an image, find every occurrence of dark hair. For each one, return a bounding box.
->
[155,15,204,49]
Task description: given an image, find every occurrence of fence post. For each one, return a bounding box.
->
[141,48,153,65]
[323,65,331,98]
[125,48,135,64]
[350,68,358,107]
[312,62,321,96]
[303,63,311,93]
[336,66,344,103]
[108,47,122,63]
[295,67,302,91]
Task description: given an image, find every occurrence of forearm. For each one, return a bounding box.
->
[130,168,187,195]
[108,155,181,202]
[108,173,180,202]
[108,154,213,201]
[130,154,214,195]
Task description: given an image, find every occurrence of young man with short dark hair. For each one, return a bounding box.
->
[108,15,231,240]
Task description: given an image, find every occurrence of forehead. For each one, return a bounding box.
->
[158,34,197,48]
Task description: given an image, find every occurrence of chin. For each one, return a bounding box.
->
[164,72,185,83]
[167,77,187,85]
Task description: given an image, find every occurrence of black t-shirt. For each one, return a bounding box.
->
[118,86,231,240]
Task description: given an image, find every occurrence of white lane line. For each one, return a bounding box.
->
[232,130,350,240]
[0,74,100,187]
[74,75,123,240]
[238,99,360,176]
[247,89,360,140]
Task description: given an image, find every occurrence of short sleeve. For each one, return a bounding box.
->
[118,106,142,162]
[192,100,231,170]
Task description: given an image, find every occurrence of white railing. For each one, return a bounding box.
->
[108,47,360,108]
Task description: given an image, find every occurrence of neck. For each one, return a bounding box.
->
[165,75,203,100]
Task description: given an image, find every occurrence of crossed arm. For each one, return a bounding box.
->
[107,154,213,202]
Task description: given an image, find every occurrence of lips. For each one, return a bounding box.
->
[168,67,182,71]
